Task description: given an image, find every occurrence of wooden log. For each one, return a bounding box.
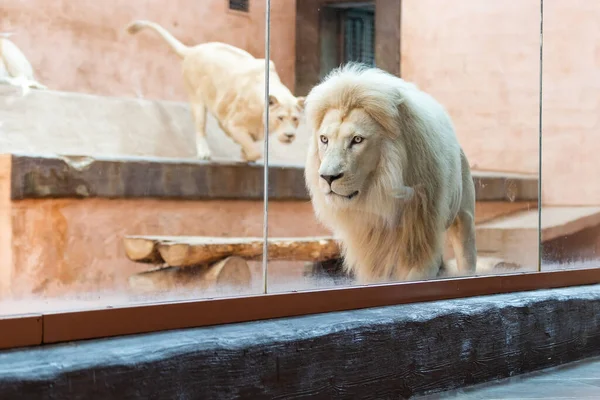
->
[128,256,252,293]
[123,236,163,263]
[124,236,340,267]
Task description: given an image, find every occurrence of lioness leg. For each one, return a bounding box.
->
[224,123,262,162]
[448,210,477,274]
[190,99,212,160]
[0,76,40,95]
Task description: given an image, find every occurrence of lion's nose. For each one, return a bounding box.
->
[320,173,344,185]
[284,132,295,139]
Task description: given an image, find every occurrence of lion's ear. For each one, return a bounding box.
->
[296,96,306,110]
[268,94,279,107]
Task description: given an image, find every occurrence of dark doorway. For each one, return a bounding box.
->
[295,0,401,96]
[334,3,376,66]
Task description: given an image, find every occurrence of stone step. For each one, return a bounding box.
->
[476,206,600,268]
[0,89,308,165]
[4,153,537,202]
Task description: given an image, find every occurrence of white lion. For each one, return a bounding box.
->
[304,63,477,284]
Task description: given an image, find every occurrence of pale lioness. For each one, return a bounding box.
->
[0,34,47,92]
[304,63,477,284]
[126,20,304,162]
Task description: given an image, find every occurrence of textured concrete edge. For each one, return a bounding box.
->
[0,284,598,399]
[7,153,537,202]
[8,153,308,201]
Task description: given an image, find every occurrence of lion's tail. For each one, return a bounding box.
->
[126,20,190,58]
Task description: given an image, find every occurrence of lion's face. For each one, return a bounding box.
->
[313,108,383,206]
[268,95,305,144]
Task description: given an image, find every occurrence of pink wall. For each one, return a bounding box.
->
[1,0,296,100]
[401,0,600,205]
[541,0,600,206]
[401,0,541,176]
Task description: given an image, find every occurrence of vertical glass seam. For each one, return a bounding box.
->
[262,0,272,293]
[538,0,544,272]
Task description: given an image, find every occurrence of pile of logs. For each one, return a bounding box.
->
[124,236,341,292]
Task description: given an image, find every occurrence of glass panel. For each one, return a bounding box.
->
[266,0,542,292]
[541,1,600,271]
[0,0,269,315]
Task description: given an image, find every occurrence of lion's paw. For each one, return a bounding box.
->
[196,149,212,160]
[196,137,212,160]
[241,147,262,163]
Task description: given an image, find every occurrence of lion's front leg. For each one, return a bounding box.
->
[225,123,262,162]
[240,145,262,163]
[403,255,444,282]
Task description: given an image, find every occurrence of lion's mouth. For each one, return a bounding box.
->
[330,190,359,200]
[278,134,296,144]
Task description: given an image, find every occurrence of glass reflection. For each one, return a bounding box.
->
[0,0,272,314]
[541,1,600,271]
[266,0,542,292]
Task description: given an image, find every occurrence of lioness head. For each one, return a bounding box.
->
[268,94,305,144]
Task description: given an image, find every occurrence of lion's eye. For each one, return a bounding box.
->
[278,116,284,121]
[320,135,328,144]
[351,136,364,145]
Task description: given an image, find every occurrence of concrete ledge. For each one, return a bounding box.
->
[6,153,538,202]
[1,284,599,399]
[7,153,306,201]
